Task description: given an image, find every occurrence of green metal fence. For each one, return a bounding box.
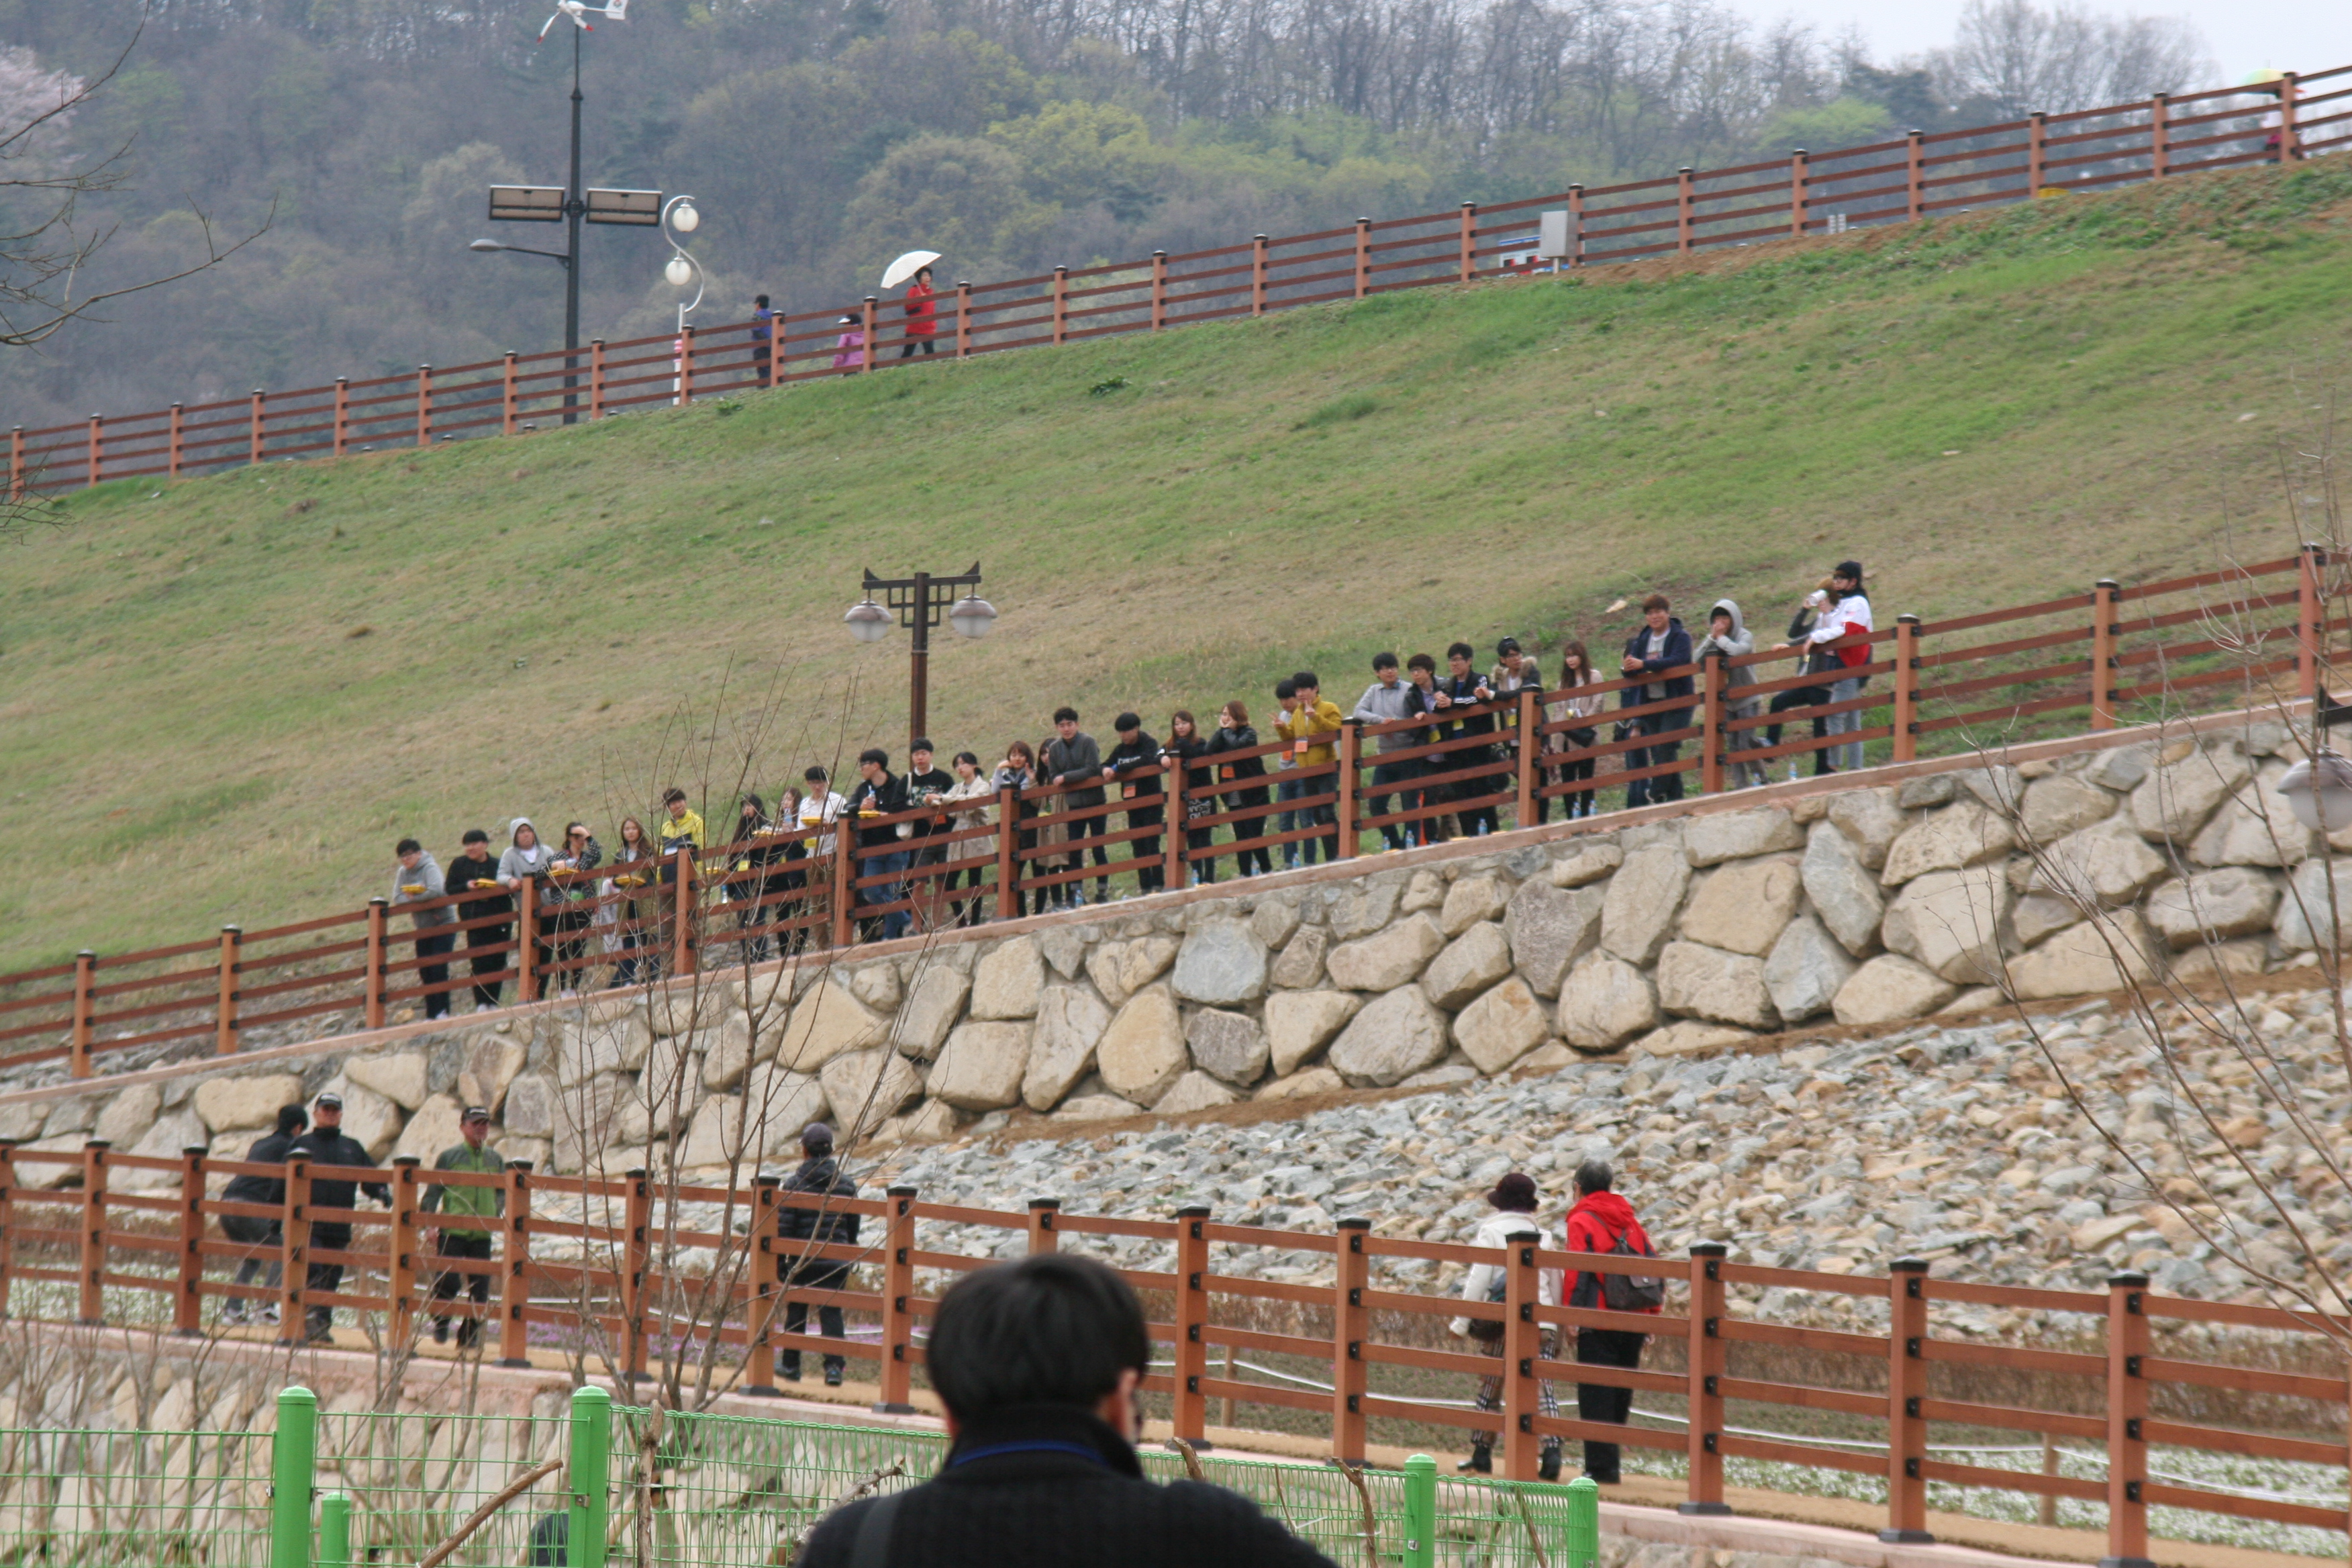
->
[0,1387,1600,1568]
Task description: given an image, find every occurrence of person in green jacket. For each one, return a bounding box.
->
[421,1106,505,1348]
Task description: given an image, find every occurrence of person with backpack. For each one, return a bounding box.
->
[1563,1157,1663,1485]
[1446,1172,1564,1479]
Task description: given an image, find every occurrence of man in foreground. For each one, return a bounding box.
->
[795,1254,1338,1567]
[421,1106,505,1348]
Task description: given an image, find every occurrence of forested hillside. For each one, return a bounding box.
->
[0,0,2207,426]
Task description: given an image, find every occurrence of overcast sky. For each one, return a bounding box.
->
[1777,0,2351,85]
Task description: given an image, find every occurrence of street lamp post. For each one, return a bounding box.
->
[844,564,996,746]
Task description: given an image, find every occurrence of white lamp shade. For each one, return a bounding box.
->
[665,255,693,287]
[948,594,997,639]
[844,598,892,642]
[2279,750,2352,832]
[670,199,699,233]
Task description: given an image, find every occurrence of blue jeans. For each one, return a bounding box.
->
[1275,776,1304,867]
[859,849,912,941]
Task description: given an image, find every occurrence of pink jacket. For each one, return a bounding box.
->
[832,330,865,369]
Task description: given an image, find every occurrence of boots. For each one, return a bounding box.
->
[1457,1447,1492,1474]
[1538,1448,1562,1482]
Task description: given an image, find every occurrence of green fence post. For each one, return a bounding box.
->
[568,1385,611,1568]
[317,1491,350,1568]
[270,1386,317,1568]
[1565,1474,1600,1568]
[1402,1453,1436,1568]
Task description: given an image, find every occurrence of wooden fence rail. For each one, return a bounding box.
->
[0,1140,2345,1556]
[0,548,2330,1077]
[8,68,2349,495]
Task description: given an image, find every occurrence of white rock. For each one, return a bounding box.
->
[345,1051,429,1112]
[2145,868,2280,948]
[2021,775,2119,843]
[1503,881,1604,997]
[2087,745,2153,791]
[1802,820,1883,957]
[1324,879,1402,940]
[1655,942,1777,1029]
[501,1074,558,1139]
[895,966,972,1061]
[817,1049,924,1140]
[1268,927,1329,989]
[1087,936,1179,1009]
[2130,743,2249,843]
[1453,978,1549,1074]
[1325,914,1446,992]
[2031,818,2168,906]
[95,1083,162,1150]
[1171,920,1269,1005]
[1328,986,1451,1086]
[1154,1071,1240,1115]
[1423,923,1514,1010]
[1881,801,2015,887]
[2274,858,2352,950]
[556,1011,653,1083]
[969,936,1046,1020]
[1764,914,1858,1024]
[1683,806,1804,866]
[1055,1094,1145,1123]
[393,1094,467,1164]
[1827,789,1906,869]
[1400,870,1444,914]
[1095,986,1189,1105]
[773,981,890,1071]
[1440,875,1510,936]
[844,960,901,1013]
[326,1078,402,1160]
[1600,846,1691,965]
[1631,1021,1755,1057]
[1023,985,1114,1112]
[193,1074,307,1134]
[2008,915,2159,1001]
[117,1110,209,1190]
[737,1065,831,1156]
[1255,1067,1346,1101]
[1264,991,1364,1077]
[1832,956,1959,1026]
[1882,867,2012,984]
[2013,895,2080,948]
[1557,952,1660,1050]
[928,1022,1032,1111]
[456,1036,530,1116]
[1185,1009,1269,1086]
[677,1097,746,1169]
[1549,842,1622,888]
[2189,762,2308,868]
[1677,856,1802,957]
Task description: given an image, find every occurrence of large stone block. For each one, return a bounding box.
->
[95,1083,161,1150]
[501,1073,558,1139]
[118,1110,208,1189]
[969,936,1045,1020]
[555,1011,652,1085]
[843,960,901,1013]
[1155,1071,1240,1115]
[1328,985,1450,1086]
[613,1069,699,1144]
[1504,881,1603,997]
[1023,985,1113,1111]
[456,1036,530,1116]
[1832,955,1959,1026]
[773,981,891,1071]
[1440,875,1510,936]
[193,1073,307,1134]
[1684,805,1804,867]
[2130,743,2249,843]
[2275,858,2352,950]
[1557,952,1660,1050]
[550,1073,623,1173]
[677,1097,745,1169]
[817,1048,923,1139]
[1256,1066,1346,1102]
[1264,990,1363,1077]
[2146,869,2282,948]
[1087,936,1179,1009]
[1881,801,2014,887]
[1600,846,1690,965]
[1677,856,1802,957]
[346,1051,429,1112]
[738,1065,831,1156]
[2013,895,2079,948]
[1185,1009,1269,1086]
[1251,895,1304,949]
[1326,914,1446,993]
[394,1093,467,1164]
[2189,762,2308,868]
[1827,789,1905,869]
[2021,774,2120,843]
[1764,914,1858,1024]
[896,965,972,1061]
[1171,920,1269,1006]
[928,1022,1032,1111]
[1550,842,1623,888]
[1803,819,1884,957]
[1882,867,2012,984]
[1633,1021,1755,1057]
[2030,818,2169,907]
[1096,986,1189,1106]
[1324,879,1403,940]
[1268,927,1329,989]
[1453,978,1549,1074]
[2007,915,2158,1000]
[1423,922,1514,1010]
[1656,942,1777,1030]
[1037,924,1089,981]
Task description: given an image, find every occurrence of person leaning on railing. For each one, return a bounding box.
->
[390,839,455,1021]
[448,829,511,1011]
[605,816,656,987]
[547,822,603,993]
[939,752,995,928]
[1618,596,1694,809]
[1205,703,1270,879]
[793,1253,1340,1568]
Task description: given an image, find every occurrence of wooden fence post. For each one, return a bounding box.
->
[388,1155,420,1347]
[955,282,975,357]
[622,1168,652,1384]
[501,352,519,434]
[994,785,1021,922]
[1148,254,1167,330]
[1501,1231,1542,1481]
[515,879,539,1005]
[679,324,699,405]
[1883,1257,1933,1542]
[8,426,22,501]
[0,1141,17,1320]
[860,298,877,373]
[744,1175,781,1395]
[497,1159,532,1365]
[1568,184,1585,266]
[415,366,433,447]
[1514,687,1539,828]
[1676,166,1696,254]
[217,926,242,1056]
[1893,614,1922,763]
[2298,543,2327,700]
[248,390,266,466]
[1051,266,1069,344]
[589,341,607,418]
[673,850,697,978]
[332,378,349,457]
[2090,581,2120,729]
[1336,722,1360,859]
[1789,150,1809,236]
[278,1157,307,1343]
[69,950,94,1079]
[85,413,101,488]
[832,834,855,949]
[1905,129,1926,221]
[167,403,184,479]
[1166,762,1189,891]
[1683,1242,1730,1514]
[174,1145,207,1336]
[1700,652,1724,795]
[2150,93,2170,179]
[1332,1216,1371,1465]
[364,897,389,1030]
[1353,217,1371,298]
[1026,1197,1059,1255]
[2277,72,2300,162]
[876,1185,918,1412]
[1173,1205,1211,1445]
[1250,238,1268,316]
[2027,113,2048,193]
[2106,1271,2155,1568]
[79,1140,109,1324]
[1457,203,1477,281]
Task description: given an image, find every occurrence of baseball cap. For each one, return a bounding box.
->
[314,1092,343,1111]
[462,1106,491,1123]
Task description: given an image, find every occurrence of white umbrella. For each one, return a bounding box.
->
[881,250,942,289]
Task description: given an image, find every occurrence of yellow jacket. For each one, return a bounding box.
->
[1277,699,1346,765]
[657,808,705,854]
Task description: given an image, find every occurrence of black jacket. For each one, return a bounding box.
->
[1165,733,1214,795]
[795,1405,1337,1568]
[1105,732,1163,809]
[222,1129,300,1207]
[288,1128,389,1218]
[846,772,913,850]
[1621,618,1696,708]
[1043,732,1107,809]
[779,1155,860,1281]
[1438,672,1499,739]
[1204,726,1268,801]
[447,852,511,924]
[905,768,954,838]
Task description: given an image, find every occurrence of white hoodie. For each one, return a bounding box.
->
[1449,1210,1563,1338]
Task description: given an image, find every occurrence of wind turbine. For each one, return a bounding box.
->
[536,0,626,41]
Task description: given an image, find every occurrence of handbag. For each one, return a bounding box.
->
[1186,797,1216,822]
[1567,726,1598,748]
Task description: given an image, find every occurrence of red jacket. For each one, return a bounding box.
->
[904,282,937,338]
[1564,1190,1659,1314]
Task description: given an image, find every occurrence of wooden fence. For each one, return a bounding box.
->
[0,547,2329,1079]
[9,68,2349,495]
[1,1139,2346,1559]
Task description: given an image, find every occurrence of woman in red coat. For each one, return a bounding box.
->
[901,265,938,356]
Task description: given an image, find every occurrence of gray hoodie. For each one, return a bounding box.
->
[1351,678,1422,753]
[1694,598,1761,718]
[498,817,556,886]
[391,852,453,927]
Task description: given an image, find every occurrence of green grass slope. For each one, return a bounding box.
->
[5,164,2352,969]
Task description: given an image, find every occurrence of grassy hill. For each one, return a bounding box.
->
[5,162,2351,970]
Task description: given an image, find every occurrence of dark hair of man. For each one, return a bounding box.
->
[804,765,829,783]
[1291,670,1318,691]
[1223,699,1250,726]
[910,737,934,754]
[1114,711,1140,732]
[755,293,770,308]
[1274,678,1296,700]
[1053,705,1079,725]
[1446,641,1473,662]
[926,1255,1151,1422]
[859,747,889,769]
[1406,652,1436,674]
[395,837,422,856]
[1575,1157,1614,1195]
[462,828,490,845]
[275,1104,309,1136]
[1372,652,1398,671]
[1641,593,1670,614]
[663,786,687,805]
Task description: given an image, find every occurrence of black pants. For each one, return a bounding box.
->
[899,338,936,356]
[1292,772,1339,863]
[1575,1328,1646,1482]
[552,908,591,985]
[304,1222,351,1340]
[1624,712,1686,807]
[783,1265,848,1376]
[1556,729,1600,818]
[1224,789,1273,877]
[467,922,509,1009]
[1126,803,1164,892]
[1062,805,1110,902]
[1183,808,1216,883]
[415,930,456,1019]
[433,1231,493,1328]
[1366,758,1420,848]
[1765,684,1834,775]
[1449,745,1499,836]
[222,1213,281,1301]
[753,345,772,387]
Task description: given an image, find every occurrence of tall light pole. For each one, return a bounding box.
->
[844,565,997,746]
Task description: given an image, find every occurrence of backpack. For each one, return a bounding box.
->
[1599,1228,1665,1312]
[1466,1267,1510,1342]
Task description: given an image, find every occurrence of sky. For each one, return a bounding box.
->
[1767,0,2352,85]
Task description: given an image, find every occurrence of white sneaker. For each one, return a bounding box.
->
[259,1305,281,1324]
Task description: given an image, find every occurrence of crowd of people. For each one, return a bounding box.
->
[379,565,1874,1017]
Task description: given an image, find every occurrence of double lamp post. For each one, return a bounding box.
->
[845,566,997,747]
